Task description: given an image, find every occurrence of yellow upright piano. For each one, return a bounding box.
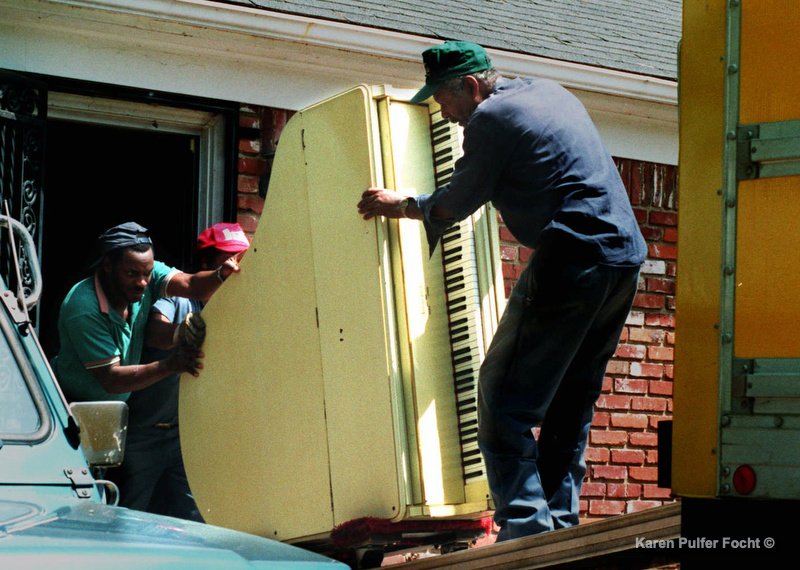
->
[179,85,505,544]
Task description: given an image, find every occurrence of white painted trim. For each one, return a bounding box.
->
[0,0,678,164]
[42,0,677,105]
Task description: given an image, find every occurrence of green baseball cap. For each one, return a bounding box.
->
[410,40,493,103]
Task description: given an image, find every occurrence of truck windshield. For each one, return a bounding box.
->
[0,326,41,437]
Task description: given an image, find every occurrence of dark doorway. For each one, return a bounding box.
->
[39,120,198,358]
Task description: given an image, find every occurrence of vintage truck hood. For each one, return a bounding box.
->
[0,498,344,569]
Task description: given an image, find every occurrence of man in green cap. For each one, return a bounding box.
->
[358,40,646,541]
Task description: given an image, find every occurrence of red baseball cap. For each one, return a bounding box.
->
[197,222,250,253]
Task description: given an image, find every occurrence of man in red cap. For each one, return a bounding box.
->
[108,222,250,522]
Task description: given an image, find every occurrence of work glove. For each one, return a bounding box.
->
[173,311,206,349]
[168,344,204,377]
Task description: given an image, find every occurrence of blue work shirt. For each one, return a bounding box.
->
[416,76,646,266]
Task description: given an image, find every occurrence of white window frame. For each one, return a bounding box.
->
[47,91,225,230]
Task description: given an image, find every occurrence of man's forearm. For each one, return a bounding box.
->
[404,197,424,220]
[94,359,176,394]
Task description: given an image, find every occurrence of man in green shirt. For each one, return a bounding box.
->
[53,221,239,402]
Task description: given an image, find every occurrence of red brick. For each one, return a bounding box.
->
[629,466,659,482]
[611,449,645,465]
[610,413,649,429]
[628,327,666,343]
[499,226,516,241]
[614,343,646,359]
[666,332,676,345]
[589,500,626,516]
[627,500,666,513]
[644,313,675,328]
[646,450,659,464]
[238,157,266,176]
[649,380,674,396]
[616,157,632,190]
[646,277,675,294]
[643,484,674,499]
[500,246,518,261]
[633,293,665,310]
[629,432,659,447]
[649,211,678,226]
[664,364,674,380]
[501,263,524,280]
[237,212,260,233]
[579,500,589,514]
[626,311,645,326]
[239,114,260,129]
[629,163,645,203]
[606,483,642,498]
[614,378,649,394]
[238,193,264,215]
[632,208,647,224]
[585,447,610,463]
[580,482,606,497]
[640,226,663,241]
[590,429,628,446]
[648,346,674,361]
[596,395,631,410]
[631,397,668,412]
[630,362,664,378]
[591,465,628,480]
[519,247,534,262]
[592,411,610,427]
[239,138,261,154]
[238,174,260,195]
[658,167,678,209]
[605,360,630,375]
[663,227,678,243]
[648,243,678,260]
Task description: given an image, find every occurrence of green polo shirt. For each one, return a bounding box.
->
[53,261,177,402]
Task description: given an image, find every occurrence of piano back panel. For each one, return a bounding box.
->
[180,86,407,542]
[303,87,408,527]
[179,111,335,540]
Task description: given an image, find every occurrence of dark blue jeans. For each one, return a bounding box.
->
[109,428,204,523]
[478,249,640,541]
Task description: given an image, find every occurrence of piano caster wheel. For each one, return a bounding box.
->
[353,546,384,569]
[439,541,471,555]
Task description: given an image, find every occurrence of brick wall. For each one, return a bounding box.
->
[237,105,678,520]
[235,105,293,237]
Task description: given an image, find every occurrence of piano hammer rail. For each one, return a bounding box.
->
[399,502,681,569]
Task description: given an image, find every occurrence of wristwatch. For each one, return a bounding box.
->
[397,197,413,217]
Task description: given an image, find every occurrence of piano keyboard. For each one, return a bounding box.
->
[429,108,489,485]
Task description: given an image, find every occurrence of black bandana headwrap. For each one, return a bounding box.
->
[91,221,153,267]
